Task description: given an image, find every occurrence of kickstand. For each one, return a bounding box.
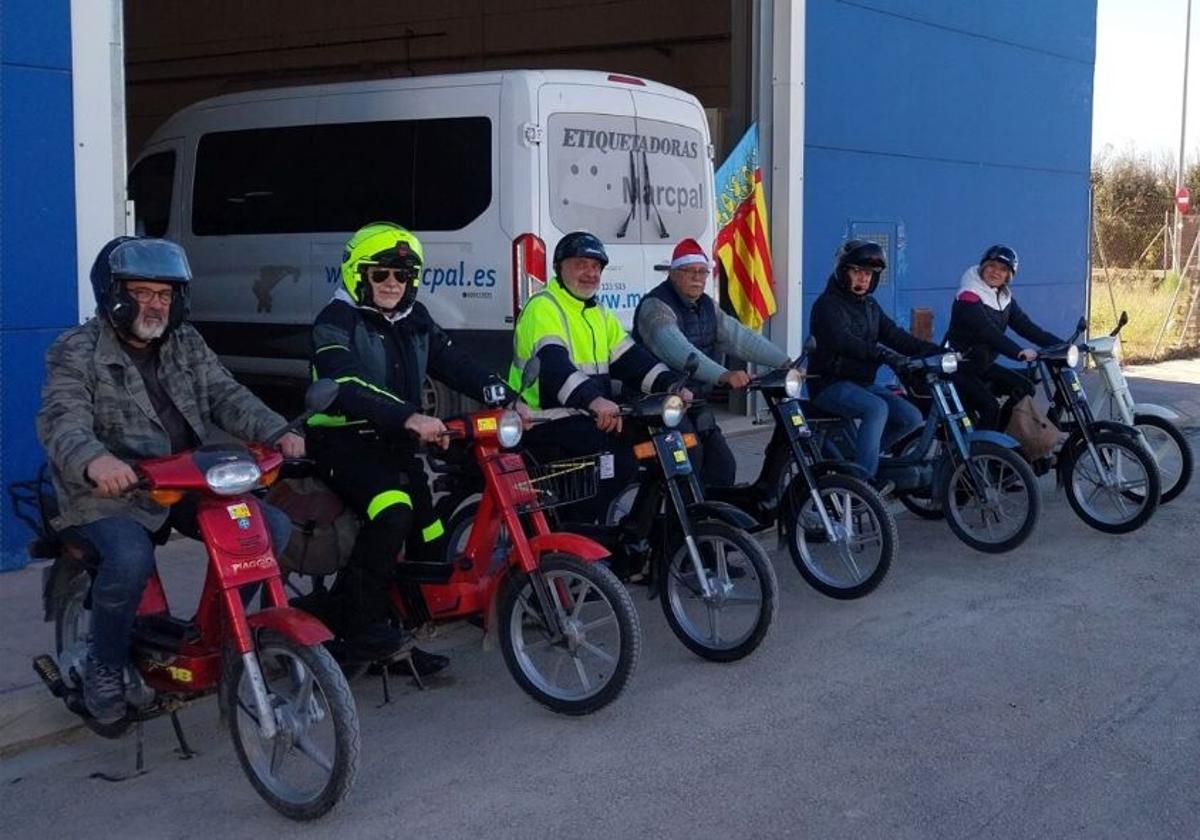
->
[90,720,147,782]
[377,662,391,707]
[374,651,425,707]
[170,711,197,760]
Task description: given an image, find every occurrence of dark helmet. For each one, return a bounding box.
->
[553,231,609,276]
[833,239,886,293]
[90,236,192,336]
[980,244,1019,275]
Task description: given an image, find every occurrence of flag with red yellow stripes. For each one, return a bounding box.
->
[714,124,776,330]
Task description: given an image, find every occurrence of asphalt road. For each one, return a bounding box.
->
[3,425,1199,839]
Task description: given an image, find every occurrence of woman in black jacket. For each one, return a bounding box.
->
[944,245,1062,430]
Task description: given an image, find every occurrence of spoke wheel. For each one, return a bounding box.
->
[1134,414,1193,504]
[784,473,897,600]
[941,441,1040,553]
[223,631,360,820]
[1063,431,1160,533]
[498,554,639,715]
[54,572,132,738]
[661,521,778,661]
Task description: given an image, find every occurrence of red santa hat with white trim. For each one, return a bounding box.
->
[654,238,711,272]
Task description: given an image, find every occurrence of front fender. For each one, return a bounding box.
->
[966,430,1022,450]
[248,606,333,646]
[527,532,610,562]
[1088,420,1140,440]
[810,459,873,483]
[1133,403,1182,422]
[686,500,759,531]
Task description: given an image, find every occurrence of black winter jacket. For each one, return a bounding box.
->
[944,269,1062,371]
[808,273,941,390]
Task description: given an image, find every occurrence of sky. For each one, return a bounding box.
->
[1092,0,1200,161]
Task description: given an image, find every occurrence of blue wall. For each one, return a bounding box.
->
[803,0,1096,344]
[0,0,78,569]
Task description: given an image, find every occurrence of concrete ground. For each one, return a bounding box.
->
[1,363,1198,838]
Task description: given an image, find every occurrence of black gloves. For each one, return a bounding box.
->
[879,349,910,372]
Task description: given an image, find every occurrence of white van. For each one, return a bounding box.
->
[129,69,717,413]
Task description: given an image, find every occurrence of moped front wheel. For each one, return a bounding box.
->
[1134,414,1193,504]
[940,441,1040,553]
[1062,431,1160,533]
[223,630,360,821]
[783,473,897,600]
[661,521,778,661]
[499,554,639,715]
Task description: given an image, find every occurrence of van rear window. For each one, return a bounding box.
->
[192,117,491,235]
[128,150,175,238]
[547,113,708,243]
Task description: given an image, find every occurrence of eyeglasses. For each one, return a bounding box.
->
[366,267,417,285]
[126,287,175,305]
[678,268,710,279]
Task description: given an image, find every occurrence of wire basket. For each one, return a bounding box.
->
[497,452,599,512]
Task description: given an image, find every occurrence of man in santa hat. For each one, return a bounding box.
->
[632,238,789,486]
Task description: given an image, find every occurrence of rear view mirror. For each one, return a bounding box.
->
[304,379,339,414]
[804,335,817,353]
[1118,311,1129,328]
[519,357,541,395]
[1076,316,1088,333]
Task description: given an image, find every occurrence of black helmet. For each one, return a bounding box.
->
[90,236,192,337]
[553,231,609,275]
[980,244,1018,275]
[833,239,886,294]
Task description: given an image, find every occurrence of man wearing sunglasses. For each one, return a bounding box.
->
[36,236,303,724]
[305,222,523,669]
[632,238,790,486]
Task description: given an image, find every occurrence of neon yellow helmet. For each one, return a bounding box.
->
[340,222,425,310]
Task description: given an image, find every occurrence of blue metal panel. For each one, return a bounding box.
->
[803,0,1094,350]
[0,0,72,70]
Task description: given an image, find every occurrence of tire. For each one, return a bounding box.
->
[223,630,360,821]
[940,441,1040,553]
[498,554,639,715]
[1062,430,1161,533]
[605,482,640,526]
[890,429,944,520]
[54,572,132,738]
[660,521,778,661]
[783,473,897,600]
[1134,414,1193,504]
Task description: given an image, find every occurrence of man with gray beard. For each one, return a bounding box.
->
[36,236,304,723]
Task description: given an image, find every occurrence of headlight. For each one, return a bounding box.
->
[784,368,804,398]
[940,354,958,374]
[662,395,685,428]
[498,410,523,448]
[205,461,262,496]
[1066,345,1080,368]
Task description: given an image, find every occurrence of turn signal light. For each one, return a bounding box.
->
[633,441,656,460]
[682,433,698,448]
[149,489,185,506]
[260,467,280,488]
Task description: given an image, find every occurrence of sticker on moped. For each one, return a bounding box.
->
[227,503,251,519]
[599,453,615,479]
[476,417,498,432]
[791,414,805,426]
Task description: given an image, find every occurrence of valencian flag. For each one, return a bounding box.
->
[714,124,776,330]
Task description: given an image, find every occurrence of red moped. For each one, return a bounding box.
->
[32,380,358,821]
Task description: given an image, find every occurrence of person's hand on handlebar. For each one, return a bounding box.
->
[881,350,911,372]
[86,454,139,498]
[1017,348,1039,362]
[588,396,623,434]
[275,431,306,458]
[718,370,752,389]
[405,413,451,449]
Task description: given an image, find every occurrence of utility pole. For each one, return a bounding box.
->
[1175,0,1193,275]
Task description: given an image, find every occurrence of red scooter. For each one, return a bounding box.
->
[32,380,359,821]
[366,360,641,715]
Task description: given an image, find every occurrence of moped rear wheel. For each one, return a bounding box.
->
[499,554,639,715]
[940,441,1040,553]
[1134,414,1193,504]
[661,521,778,661]
[783,473,897,600]
[1062,431,1160,533]
[54,571,132,738]
[223,630,360,821]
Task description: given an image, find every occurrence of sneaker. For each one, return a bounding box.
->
[83,655,126,724]
[343,623,415,662]
[367,647,450,677]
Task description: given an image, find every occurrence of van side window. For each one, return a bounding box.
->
[192,117,491,236]
[128,151,175,237]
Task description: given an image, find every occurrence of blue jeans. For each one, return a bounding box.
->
[812,381,924,476]
[68,499,291,670]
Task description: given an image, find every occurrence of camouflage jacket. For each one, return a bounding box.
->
[36,317,287,530]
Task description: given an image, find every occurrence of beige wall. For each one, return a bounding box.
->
[125,0,733,154]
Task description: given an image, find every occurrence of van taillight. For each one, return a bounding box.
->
[511,233,547,321]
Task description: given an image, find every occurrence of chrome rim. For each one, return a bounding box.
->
[1137,424,1184,494]
[792,486,885,588]
[945,453,1031,544]
[1071,441,1152,525]
[509,569,622,702]
[665,535,764,651]
[234,645,338,806]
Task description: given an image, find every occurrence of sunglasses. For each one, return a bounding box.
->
[126,287,175,305]
[365,267,418,285]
